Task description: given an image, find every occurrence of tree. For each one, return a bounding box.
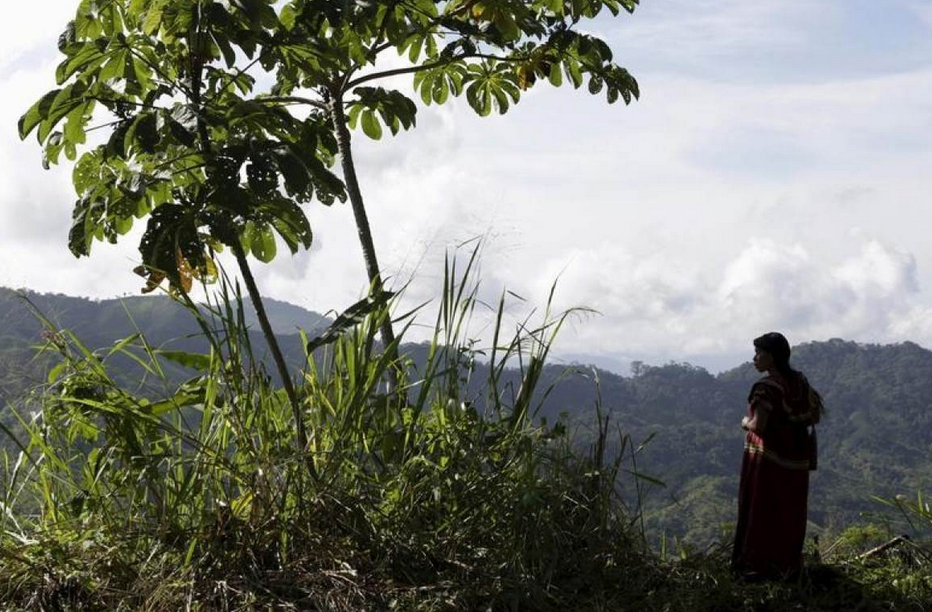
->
[270,0,641,352]
[18,0,640,463]
[18,0,346,477]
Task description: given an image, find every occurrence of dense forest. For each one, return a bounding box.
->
[3,288,928,549]
[544,341,932,547]
[0,287,327,401]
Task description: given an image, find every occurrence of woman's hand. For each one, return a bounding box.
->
[741,410,769,435]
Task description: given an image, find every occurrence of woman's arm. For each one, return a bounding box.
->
[741,400,771,434]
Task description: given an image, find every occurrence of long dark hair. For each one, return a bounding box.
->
[754,332,825,418]
[753,332,796,377]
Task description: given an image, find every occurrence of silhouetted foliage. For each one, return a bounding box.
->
[4,291,932,550]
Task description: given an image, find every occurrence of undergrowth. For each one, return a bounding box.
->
[1,250,931,611]
[0,251,645,611]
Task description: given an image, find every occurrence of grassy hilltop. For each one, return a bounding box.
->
[0,286,930,610]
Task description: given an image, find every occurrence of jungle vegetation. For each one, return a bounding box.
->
[4,0,931,608]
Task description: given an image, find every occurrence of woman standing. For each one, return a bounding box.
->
[732,332,822,579]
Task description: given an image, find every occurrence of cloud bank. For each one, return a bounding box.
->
[1,0,931,372]
[522,237,927,367]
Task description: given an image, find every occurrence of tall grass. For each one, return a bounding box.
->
[875,492,932,542]
[4,251,932,612]
[0,249,640,611]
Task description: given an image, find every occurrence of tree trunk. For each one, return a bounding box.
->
[329,89,399,382]
[189,45,318,481]
[232,242,318,481]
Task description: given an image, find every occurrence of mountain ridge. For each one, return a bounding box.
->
[2,288,929,547]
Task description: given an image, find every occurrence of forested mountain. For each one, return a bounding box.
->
[0,287,328,401]
[1,288,928,548]
[0,287,328,348]
[536,341,932,547]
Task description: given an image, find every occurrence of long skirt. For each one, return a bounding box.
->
[732,451,809,576]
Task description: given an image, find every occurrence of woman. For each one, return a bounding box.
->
[732,332,822,579]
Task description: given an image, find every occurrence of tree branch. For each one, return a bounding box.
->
[85,118,129,134]
[87,95,167,112]
[204,53,267,106]
[341,0,484,91]
[345,62,434,89]
[345,52,529,89]
[257,95,329,111]
[340,1,398,92]
[368,41,395,58]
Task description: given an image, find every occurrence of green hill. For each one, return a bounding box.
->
[0,288,329,445]
[2,288,928,548]
[530,340,932,546]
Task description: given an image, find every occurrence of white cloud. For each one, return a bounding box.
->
[720,239,919,342]
[834,240,918,295]
[615,0,826,55]
[891,306,932,341]
[517,237,925,366]
[0,1,74,74]
[2,1,932,373]
[910,2,932,30]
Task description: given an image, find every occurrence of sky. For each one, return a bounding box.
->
[1,0,931,373]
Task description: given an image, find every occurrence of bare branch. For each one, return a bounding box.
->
[87,96,167,111]
[84,119,126,134]
[257,96,329,111]
[344,52,529,90]
[346,60,447,89]
[204,53,267,106]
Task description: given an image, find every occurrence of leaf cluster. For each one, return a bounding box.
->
[20,0,641,294]
[276,0,641,131]
[20,0,347,294]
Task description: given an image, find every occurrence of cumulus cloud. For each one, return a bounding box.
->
[722,239,919,341]
[2,0,932,374]
[0,1,74,73]
[514,237,925,367]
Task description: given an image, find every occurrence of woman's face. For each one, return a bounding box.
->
[753,347,774,373]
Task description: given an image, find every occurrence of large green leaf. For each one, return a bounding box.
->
[68,196,100,256]
[55,42,107,85]
[123,112,159,155]
[245,221,277,263]
[263,196,312,253]
[19,89,61,140]
[37,83,89,143]
[272,146,312,200]
[63,101,94,145]
[360,109,383,140]
[548,62,563,87]
[142,2,166,35]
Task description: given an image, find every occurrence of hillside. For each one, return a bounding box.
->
[1,289,929,547]
[397,340,932,546]
[0,287,328,396]
[509,340,932,546]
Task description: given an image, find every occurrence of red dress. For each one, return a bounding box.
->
[732,374,817,577]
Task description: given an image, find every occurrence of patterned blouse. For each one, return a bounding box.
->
[744,373,818,471]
